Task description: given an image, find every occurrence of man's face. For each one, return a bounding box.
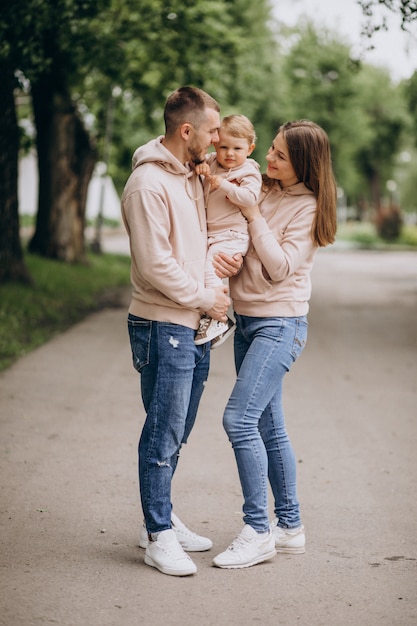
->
[188,108,220,165]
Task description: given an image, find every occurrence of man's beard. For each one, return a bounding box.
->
[188,141,205,165]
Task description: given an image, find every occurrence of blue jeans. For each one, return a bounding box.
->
[223,314,308,532]
[127,314,210,534]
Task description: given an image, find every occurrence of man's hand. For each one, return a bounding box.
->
[206,285,230,321]
[212,252,243,280]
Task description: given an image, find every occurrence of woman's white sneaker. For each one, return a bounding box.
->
[144,529,197,576]
[269,518,306,554]
[139,512,213,551]
[213,524,276,569]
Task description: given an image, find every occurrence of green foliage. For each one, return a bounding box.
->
[0,0,109,83]
[401,223,417,246]
[275,21,413,210]
[337,221,417,248]
[358,0,417,35]
[85,0,281,190]
[352,65,410,197]
[0,252,130,371]
[404,71,417,144]
[5,0,416,242]
[278,23,362,190]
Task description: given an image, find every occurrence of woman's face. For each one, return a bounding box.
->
[265,131,298,188]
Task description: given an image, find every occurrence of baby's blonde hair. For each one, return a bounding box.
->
[220,114,257,146]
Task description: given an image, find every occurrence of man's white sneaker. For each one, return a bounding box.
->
[269,518,306,554]
[144,529,197,576]
[139,512,213,552]
[213,524,276,569]
[195,316,234,345]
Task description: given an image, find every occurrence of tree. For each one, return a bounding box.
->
[2,0,279,275]
[352,64,409,218]
[25,1,103,262]
[0,63,32,283]
[358,0,417,36]
[0,0,104,267]
[82,0,281,191]
[278,24,364,199]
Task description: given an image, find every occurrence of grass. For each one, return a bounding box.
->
[0,252,131,372]
[336,221,417,249]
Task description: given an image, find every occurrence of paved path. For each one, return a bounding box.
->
[1,248,416,626]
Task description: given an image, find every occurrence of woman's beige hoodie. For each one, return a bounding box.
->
[121,137,216,330]
[231,181,318,317]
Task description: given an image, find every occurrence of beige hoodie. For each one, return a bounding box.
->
[204,153,262,236]
[231,181,318,317]
[121,136,216,329]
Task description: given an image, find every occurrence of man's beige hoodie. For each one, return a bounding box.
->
[121,137,216,330]
[231,181,318,317]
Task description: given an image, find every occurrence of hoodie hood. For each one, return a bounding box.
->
[132,136,190,176]
[277,181,315,197]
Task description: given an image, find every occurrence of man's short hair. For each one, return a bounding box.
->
[164,86,220,136]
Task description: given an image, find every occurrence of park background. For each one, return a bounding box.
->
[1,0,417,370]
[0,3,416,625]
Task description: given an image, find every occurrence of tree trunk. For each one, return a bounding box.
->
[0,62,32,284]
[369,170,383,220]
[29,75,96,262]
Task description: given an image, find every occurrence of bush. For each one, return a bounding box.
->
[376,206,403,242]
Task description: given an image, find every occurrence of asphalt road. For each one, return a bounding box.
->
[1,247,416,626]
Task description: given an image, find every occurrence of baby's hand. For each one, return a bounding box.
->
[195,162,211,177]
[208,174,222,190]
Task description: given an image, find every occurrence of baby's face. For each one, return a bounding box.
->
[214,129,253,170]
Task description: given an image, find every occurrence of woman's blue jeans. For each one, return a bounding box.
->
[127,314,210,535]
[223,314,308,532]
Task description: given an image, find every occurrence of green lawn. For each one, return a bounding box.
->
[0,252,131,372]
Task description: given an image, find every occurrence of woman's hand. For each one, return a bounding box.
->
[213,252,243,279]
[238,203,262,223]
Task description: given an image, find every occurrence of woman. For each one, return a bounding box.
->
[212,120,337,569]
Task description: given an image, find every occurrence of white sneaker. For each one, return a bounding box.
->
[144,529,197,576]
[139,512,213,552]
[210,317,235,350]
[195,316,234,345]
[213,524,276,569]
[269,518,306,554]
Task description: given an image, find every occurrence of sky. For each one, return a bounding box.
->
[272,0,417,81]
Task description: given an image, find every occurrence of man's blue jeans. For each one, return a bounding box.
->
[127,314,210,534]
[223,314,308,532]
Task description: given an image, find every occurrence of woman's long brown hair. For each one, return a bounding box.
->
[263,120,337,247]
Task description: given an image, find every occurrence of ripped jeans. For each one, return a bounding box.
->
[127,314,210,534]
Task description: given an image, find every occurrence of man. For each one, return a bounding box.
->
[121,86,234,577]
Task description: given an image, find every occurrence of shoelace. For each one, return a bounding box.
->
[159,540,189,559]
[228,534,253,551]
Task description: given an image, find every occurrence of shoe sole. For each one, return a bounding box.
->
[276,545,305,554]
[144,553,197,576]
[213,548,277,569]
